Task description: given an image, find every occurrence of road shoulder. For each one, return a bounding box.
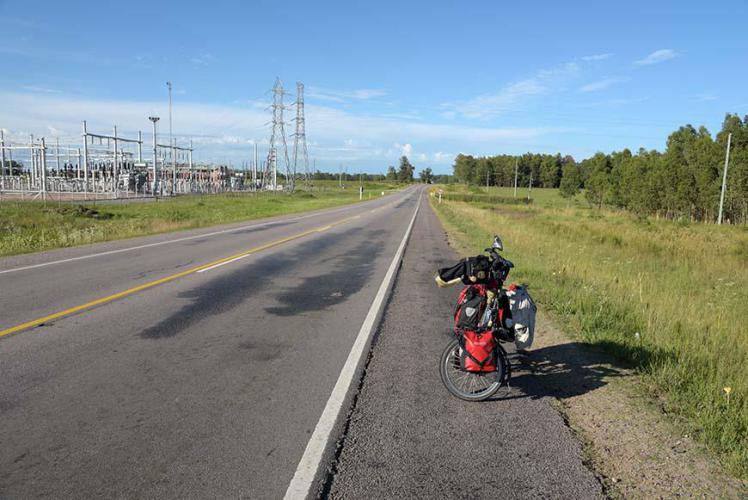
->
[327,195,603,498]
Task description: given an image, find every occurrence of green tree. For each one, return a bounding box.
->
[584,153,611,208]
[398,156,414,182]
[559,161,582,199]
[453,154,477,184]
[540,155,562,188]
[716,113,748,224]
[386,165,397,181]
[419,167,433,183]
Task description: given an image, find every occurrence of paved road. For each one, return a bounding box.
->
[1,187,602,499]
[0,187,420,498]
[327,196,603,498]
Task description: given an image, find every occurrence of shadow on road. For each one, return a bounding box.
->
[138,225,389,339]
[264,229,386,316]
[494,342,631,402]
[138,226,367,339]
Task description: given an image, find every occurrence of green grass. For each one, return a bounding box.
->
[0,183,400,257]
[438,184,586,209]
[431,187,748,478]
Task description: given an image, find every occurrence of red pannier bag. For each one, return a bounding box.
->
[460,329,497,372]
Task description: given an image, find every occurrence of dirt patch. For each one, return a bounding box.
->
[521,313,747,498]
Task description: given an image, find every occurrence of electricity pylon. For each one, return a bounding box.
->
[292,81,310,188]
[262,77,291,191]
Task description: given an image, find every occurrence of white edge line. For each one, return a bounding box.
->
[283,190,422,500]
[0,200,383,276]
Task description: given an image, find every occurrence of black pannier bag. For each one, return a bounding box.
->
[454,285,487,330]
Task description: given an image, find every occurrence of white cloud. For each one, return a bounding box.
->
[190,50,213,67]
[433,152,453,163]
[21,85,61,93]
[398,143,413,157]
[349,89,387,99]
[306,87,387,102]
[444,61,580,119]
[0,90,559,167]
[606,97,649,105]
[579,78,626,92]
[635,49,679,66]
[582,53,613,61]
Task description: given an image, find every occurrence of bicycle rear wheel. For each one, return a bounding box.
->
[439,337,506,401]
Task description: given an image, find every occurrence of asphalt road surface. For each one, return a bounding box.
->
[0,186,602,499]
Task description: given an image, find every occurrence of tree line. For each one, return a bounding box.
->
[309,156,422,183]
[452,113,748,224]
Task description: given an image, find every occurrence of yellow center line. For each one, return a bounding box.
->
[0,211,369,339]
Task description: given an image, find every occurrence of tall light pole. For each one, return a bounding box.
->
[149,116,160,196]
[166,81,175,194]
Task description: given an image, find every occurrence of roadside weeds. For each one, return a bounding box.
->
[526,314,746,499]
[434,198,748,498]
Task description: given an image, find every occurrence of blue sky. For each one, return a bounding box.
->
[0,0,746,174]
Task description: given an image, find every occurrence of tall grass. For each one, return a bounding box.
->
[0,186,396,257]
[432,191,748,478]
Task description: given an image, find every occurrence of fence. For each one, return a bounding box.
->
[1,122,250,200]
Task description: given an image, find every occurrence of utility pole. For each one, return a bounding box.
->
[189,140,193,192]
[718,132,732,225]
[253,142,258,191]
[166,81,177,195]
[486,167,489,189]
[82,121,89,197]
[30,134,36,187]
[513,157,518,197]
[55,137,61,176]
[113,125,119,198]
[40,137,47,199]
[149,116,160,196]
